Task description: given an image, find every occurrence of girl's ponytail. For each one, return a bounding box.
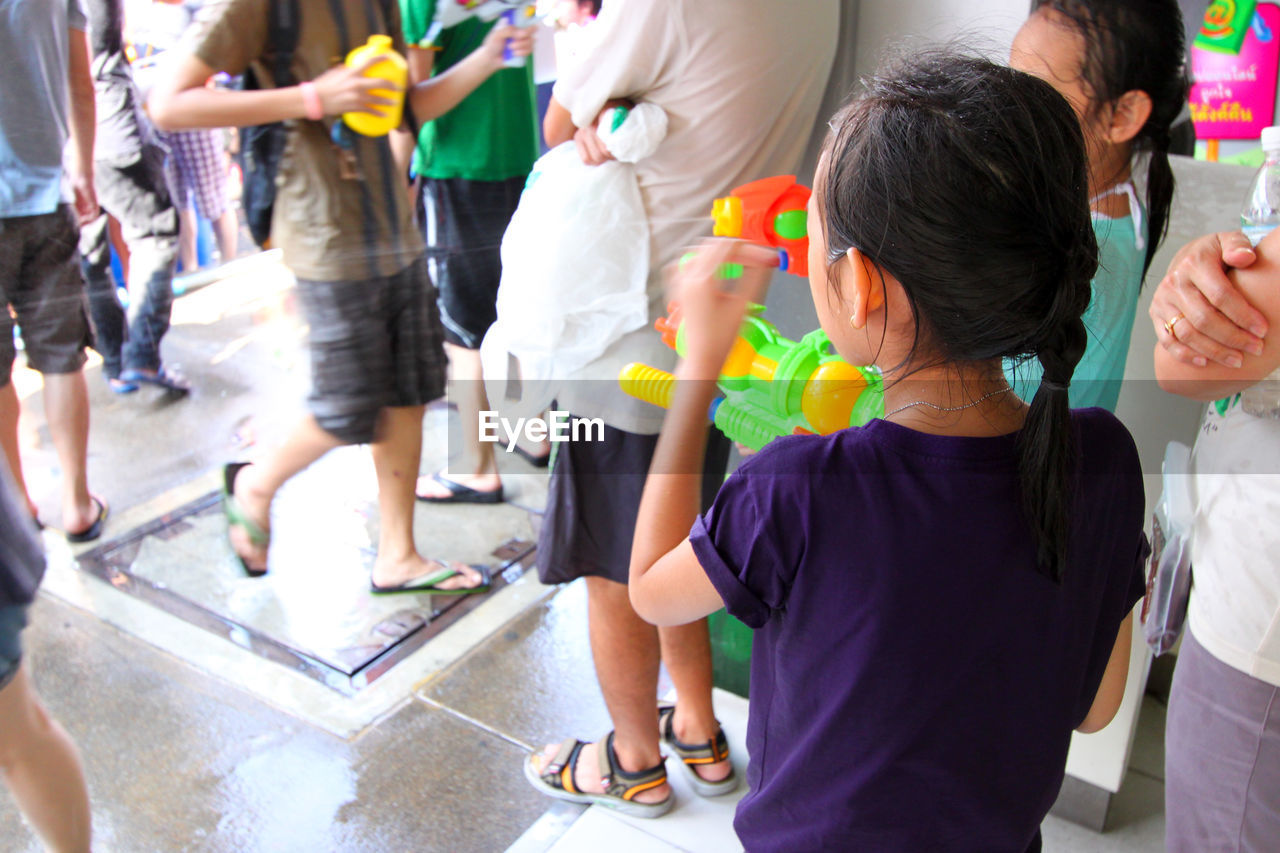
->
[1141,117,1179,276]
[1018,313,1088,582]
[820,52,1097,581]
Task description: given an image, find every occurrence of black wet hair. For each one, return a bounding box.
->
[1030,0,1189,274]
[820,50,1097,581]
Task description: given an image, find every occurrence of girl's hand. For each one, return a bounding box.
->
[311,53,401,116]
[671,240,780,379]
[480,24,535,71]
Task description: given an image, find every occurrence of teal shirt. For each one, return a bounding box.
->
[1005,212,1147,412]
[399,0,538,181]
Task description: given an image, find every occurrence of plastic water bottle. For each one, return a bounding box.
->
[1240,125,1280,416]
[340,35,407,137]
[1241,126,1280,245]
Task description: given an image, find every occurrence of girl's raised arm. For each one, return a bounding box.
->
[629,241,779,626]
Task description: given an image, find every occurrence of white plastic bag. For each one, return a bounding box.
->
[481,104,667,417]
[1142,441,1195,656]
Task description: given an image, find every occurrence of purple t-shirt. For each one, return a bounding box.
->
[690,411,1148,852]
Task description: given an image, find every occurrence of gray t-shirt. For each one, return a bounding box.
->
[0,0,87,217]
[0,461,46,608]
[86,0,152,161]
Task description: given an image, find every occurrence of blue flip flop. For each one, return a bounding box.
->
[121,367,191,395]
[107,377,139,394]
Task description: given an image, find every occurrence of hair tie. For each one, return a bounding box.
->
[1041,379,1069,393]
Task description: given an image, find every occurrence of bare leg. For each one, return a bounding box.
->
[213,208,239,265]
[370,405,484,590]
[229,414,343,572]
[533,576,669,804]
[415,343,501,498]
[0,382,35,519]
[0,665,91,853]
[177,206,197,272]
[40,372,95,534]
[659,619,733,782]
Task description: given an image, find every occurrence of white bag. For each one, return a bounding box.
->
[481,104,667,417]
[1142,441,1195,656]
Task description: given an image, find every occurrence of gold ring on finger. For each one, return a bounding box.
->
[1164,312,1187,339]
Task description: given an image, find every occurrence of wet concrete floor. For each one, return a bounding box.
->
[1,254,1173,851]
[2,257,587,850]
[0,584,601,851]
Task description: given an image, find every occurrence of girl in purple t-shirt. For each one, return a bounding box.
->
[629,51,1148,852]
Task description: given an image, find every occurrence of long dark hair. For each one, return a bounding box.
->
[1030,0,1189,274]
[821,51,1097,581]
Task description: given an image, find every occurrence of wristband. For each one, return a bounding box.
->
[299,81,324,121]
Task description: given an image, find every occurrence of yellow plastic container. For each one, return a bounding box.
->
[341,35,407,137]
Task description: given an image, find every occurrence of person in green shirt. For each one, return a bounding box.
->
[401,0,541,503]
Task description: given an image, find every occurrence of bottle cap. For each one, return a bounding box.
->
[1262,126,1280,151]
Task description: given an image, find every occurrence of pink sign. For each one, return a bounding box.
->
[1191,4,1280,139]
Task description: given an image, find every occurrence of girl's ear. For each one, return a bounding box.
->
[843,247,884,330]
[1106,89,1153,145]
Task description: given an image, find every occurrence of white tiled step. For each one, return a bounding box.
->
[545,687,749,853]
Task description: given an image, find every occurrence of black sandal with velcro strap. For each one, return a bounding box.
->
[523,731,673,818]
[658,704,739,797]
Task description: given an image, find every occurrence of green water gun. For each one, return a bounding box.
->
[620,302,883,452]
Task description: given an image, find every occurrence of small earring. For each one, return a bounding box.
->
[848,314,858,328]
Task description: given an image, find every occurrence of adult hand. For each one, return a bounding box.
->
[69,167,98,225]
[573,124,613,165]
[1150,231,1268,367]
[480,23,534,71]
[671,240,781,379]
[311,53,401,117]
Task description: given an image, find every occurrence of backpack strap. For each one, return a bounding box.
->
[267,0,301,88]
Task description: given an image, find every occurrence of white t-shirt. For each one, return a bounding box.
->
[1189,395,1280,687]
[551,0,839,433]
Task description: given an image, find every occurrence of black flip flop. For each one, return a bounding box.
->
[415,472,504,504]
[66,496,108,543]
[505,442,551,468]
[370,564,491,596]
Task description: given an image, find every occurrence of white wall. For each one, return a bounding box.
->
[853,0,1029,77]
[767,0,1034,338]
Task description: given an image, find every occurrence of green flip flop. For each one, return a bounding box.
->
[222,462,269,578]
[369,563,492,596]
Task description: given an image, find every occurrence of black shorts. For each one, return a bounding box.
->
[295,256,447,444]
[420,176,525,349]
[0,206,93,377]
[0,605,27,691]
[537,417,731,586]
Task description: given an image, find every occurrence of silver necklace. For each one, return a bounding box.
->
[882,387,1012,420]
